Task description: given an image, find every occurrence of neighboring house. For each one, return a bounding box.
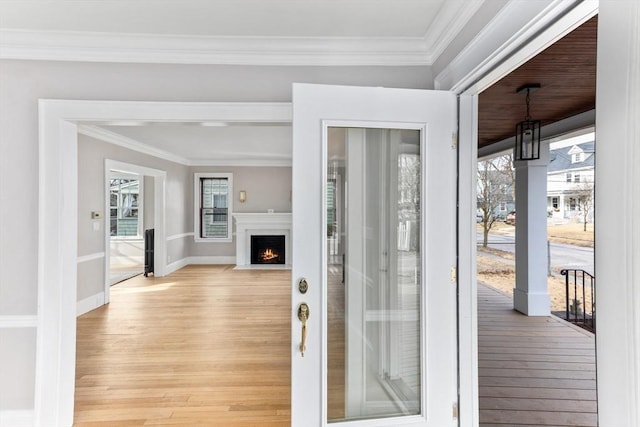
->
[547,142,595,221]
[109,177,141,237]
[476,167,515,221]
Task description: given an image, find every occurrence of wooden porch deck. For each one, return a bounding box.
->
[478,283,597,427]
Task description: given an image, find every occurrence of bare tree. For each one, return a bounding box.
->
[477,155,514,247]
[574,181,594,232]
[502,153,515,202]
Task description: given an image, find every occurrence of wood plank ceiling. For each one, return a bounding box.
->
[478,16,597,150]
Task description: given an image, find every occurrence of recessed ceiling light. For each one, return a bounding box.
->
[199,122,230,127]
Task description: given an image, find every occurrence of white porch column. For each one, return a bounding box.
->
[513,143,550,316]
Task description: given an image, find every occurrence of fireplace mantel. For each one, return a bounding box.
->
[233,213,292,268]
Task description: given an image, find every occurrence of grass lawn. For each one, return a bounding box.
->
[547,222,594,247]
[477,220,594,314]
[476,247,572,313]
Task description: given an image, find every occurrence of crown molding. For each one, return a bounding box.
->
[0,2,484,66]
[0,29,430,66]
[422,0,486,64]
[188,158,292,167]
[78,124,190,165]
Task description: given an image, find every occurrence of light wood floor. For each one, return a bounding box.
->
[75,265,291,426]
[478,283,597,427]
[75,266,597,426]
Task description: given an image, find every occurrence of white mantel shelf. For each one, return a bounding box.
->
[233,212,292,226]
[233,212,292,268]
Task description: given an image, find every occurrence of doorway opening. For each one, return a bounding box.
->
[108,171,145,284]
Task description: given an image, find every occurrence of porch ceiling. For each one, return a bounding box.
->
[478,16,597,150]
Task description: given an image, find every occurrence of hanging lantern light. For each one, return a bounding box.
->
[515,83,541,161]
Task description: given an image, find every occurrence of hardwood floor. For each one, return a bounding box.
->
[75,266,597,426]
[326,264,345,420]
[75,265,291,426]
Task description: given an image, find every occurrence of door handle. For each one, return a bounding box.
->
[298,303,309,357]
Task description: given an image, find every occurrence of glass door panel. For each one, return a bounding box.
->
[327,127,422,422]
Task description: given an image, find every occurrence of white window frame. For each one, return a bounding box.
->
[194,172,233,242]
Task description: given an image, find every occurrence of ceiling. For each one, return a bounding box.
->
[0,0,457,38]
[478,16,597,150]
[88,122,294,166]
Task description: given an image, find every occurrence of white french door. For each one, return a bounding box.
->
[291,83,458,427]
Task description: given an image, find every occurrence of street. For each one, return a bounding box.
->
[477,230,594,275]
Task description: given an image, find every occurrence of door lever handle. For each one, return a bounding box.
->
[298,303,309,357]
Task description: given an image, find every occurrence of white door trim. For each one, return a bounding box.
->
[35,100,292,427]
[104,159,167,304]
[439,2,598,425]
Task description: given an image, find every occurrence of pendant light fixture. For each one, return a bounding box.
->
[515,83,541,160]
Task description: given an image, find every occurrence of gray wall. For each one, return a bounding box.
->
[189,166,292,257]
[0,59,430,412]
[77,134,192,300]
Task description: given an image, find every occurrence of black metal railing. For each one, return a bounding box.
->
[560,268,595,332]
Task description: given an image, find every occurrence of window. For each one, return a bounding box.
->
[194,173,233,241]
[574,173,581,183]
[566,173,572,183]
[569,197,577,211]
[552,197,559,209]
[110,178,142,237]
[499,201,507,211]
[573,152,582,163]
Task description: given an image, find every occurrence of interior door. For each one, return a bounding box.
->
[291,83,458,427]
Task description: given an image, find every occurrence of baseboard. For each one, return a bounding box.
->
[77,291,105,317]
[163,256,237,276]
[188,256,236,265]
[165,257,189,275]
[0,410,34,427]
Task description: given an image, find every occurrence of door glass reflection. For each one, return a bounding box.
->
[327,127,422,422]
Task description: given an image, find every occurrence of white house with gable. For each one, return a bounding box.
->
[547,141,595,221]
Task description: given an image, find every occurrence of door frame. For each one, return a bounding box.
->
[437,2,598,424]
[35,100,292,426]
[103,159,167,302]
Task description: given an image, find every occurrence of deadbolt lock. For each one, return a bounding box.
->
[298,278,308,294]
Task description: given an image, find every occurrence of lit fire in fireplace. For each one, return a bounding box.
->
[260,248,280,262]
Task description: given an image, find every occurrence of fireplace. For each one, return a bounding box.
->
[251,235,286,265]
[233,213,291,268]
